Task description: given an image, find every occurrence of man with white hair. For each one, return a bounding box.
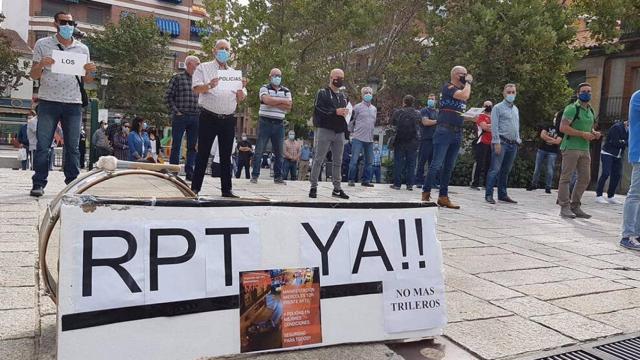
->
[347,86,377,187]
[190,39,246,197]
[165,55,201,180]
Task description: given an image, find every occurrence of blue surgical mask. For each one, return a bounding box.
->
[505,94,516,103]
[288,134,295,140]
[143,122,148,130]
[363,94,373,103]
[215,49,230,63]
[578,93,591,102]
[271,76,282,86]
[427,99,435,108]
[59,25,75,40]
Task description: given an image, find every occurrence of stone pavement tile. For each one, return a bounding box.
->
[445,270,522,300]
[590,308,640,333]
[0,233,37,243]
[440,240,489,249]
[491,296,565,318]
[0,242,37,252]
[0,218,39,225]
[441,227,506,239]
[491,226,565,237]
[445,316,574,360]
[0,309,35,340]
[242,343,402,360]
[520,234,582,244]
[512,278,630,300]
[37,315,56,360]
[0,267,35,287]
[446,254,554,274]
[614,279,640,288]
[531,312,622,341]
[592,253,640,268]
[0,287,35,310]
[548,242,623,256]
[446,291,512,323]
[477,267,592,287]
[551,288,640,315]
[0,252,35,267]
[436,232,466,241]
[531,247,621,269]
[607,269,640,281]
[493,244,562,262]
[560,263,626,281]
[443,246,511,257]
[0,338,35,360]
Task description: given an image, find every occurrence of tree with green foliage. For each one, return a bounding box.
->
[572,0,640,51]
[0,14,30,97]
[85,15,173,125]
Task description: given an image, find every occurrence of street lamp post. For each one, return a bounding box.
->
[100,74,110,104]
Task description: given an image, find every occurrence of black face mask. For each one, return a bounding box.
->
[332,78,344,88]
[459,75,467,84]
[485,106,492,112]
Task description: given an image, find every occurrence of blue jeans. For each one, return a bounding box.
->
[596,154,623,197]
[531,149,558,190]
[169,113,199,177]
[622,163,640,238]
[32,100,81,188]
[372,165,381,183]
[485,142,518,199]
[348,139,373,183]
[422,126,461,196]
[415,139,433,184]
[393,142,418,187]
[252,117,284,179]
[283,159,298,180]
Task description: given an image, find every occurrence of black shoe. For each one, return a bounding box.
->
[545,188,552,194]
[361,183,374,187]
[221,191,239,198]
[332,189,349,199]
[309,188,317,198]
[499,196,518,204]
[485,196,495,204]
[390,185,401,190]
[406,186,413,191]
[186,174,193,181]
[64,177,76,185]
[30,187,44,197]
[526,184,536,191]
[470,186,480,190]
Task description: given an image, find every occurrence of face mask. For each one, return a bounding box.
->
[363,94,373,103]
[102,124,108,129]
[242,136,247,141]
[485,106,492,112]
[505,94,516,103]
[215,49,230,63]
[288,134,295,140]
[578,93,591,102]
[427,99,435,108]
[143,122,148,130]
[271,76,282,86]
[332,78,344,88]
[459,75,466,84]
[123,126,129,133]
[58,25,75,40]
[114,118,121,125]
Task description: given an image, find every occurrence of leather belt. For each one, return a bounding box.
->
[499,135,518,145]
[438,122,463,133]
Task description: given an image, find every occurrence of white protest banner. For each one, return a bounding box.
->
[57,197,445,360]
[98,109,108,124]
[51,50,87,77]
[216,69,243,92]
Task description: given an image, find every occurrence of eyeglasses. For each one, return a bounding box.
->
[58,20,76,26]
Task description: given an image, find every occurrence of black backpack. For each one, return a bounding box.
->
[394,108,420,143]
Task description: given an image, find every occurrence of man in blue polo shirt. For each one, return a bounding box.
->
[415,93,438,184]
[421,66,472,209]
[621,90,640,250]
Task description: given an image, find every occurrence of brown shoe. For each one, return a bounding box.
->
[421,192,431,202]
[438,196,460,209]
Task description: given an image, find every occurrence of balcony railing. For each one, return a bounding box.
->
[600,96,631,122]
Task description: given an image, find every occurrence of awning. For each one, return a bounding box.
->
[155,18,180,37]
[158,0,182,4]
[190,25,212,36]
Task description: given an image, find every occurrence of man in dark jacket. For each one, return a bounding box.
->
[18,124,29,170]
[391,95,421,190]
[596,120,629,204]
[309,68,350,199]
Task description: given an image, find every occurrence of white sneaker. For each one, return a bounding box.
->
[606,197,622,205]
[595,196,608,204]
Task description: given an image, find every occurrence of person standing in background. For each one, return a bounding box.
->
[470,101,493,190]
[299,142,313,181]
[347,87,377,187]
[595,120,629,204]
[283,130,302,181]
[236,133,253,179]
[416,94,438,185]
[620,90,640,250]
[112,120,130,161]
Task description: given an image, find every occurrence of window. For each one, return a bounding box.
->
[40,0,68,17]
[87,7,106,25]
[35,31,54,41]
[566,71,586,91]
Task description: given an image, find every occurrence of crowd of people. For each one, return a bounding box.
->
[23,12,640,251]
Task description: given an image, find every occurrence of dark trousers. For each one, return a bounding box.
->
[236,157,251,179]
[170,114,199,177]
[191,111,235,193]
[415,139,433,184]
[596,153,623,198]
[471,142,492,187]
[394,142,419,187]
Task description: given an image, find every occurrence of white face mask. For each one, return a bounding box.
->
[242,136,247,141]
[288,134,295,140]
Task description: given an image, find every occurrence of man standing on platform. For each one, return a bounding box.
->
[165,55,201,180]
[557,83,601,218]
[416,93,438,184]
[235,133,252,179]
[421,66,472,208]
[485,84,521,204]
[190,39,246,197]
[348,87,377,187]
[309,68,350,199]
[29,11,96,197]
[283,130,302,180]
[620,90,640,250]
[251,68,292,184]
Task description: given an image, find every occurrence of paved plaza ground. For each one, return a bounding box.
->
[1,167,639,360]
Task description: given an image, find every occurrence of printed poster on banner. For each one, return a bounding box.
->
[239,267,322,353]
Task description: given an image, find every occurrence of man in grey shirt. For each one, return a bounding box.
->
[347,87,377,187]
[485,83,521,204]
[29,11,96,196]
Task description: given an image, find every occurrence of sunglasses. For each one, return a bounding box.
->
[58,20,76,26]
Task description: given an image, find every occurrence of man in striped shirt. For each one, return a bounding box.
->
[251,68,292,184]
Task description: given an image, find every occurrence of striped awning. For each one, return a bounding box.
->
[190,25,212,36]
[159,0,182,3]
[155,18,180,37]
